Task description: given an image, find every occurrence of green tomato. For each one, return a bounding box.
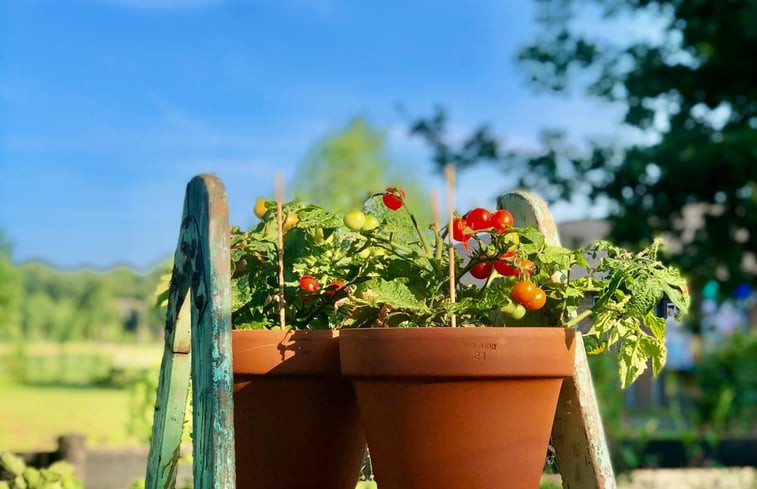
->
[344,210,366,231]
[357,248,372,259]
[500,301,517,315]
[510,304,527,320]
[361,215,380,232]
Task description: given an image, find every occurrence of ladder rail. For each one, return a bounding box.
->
[499,190,616,489]
[145,174,235,489]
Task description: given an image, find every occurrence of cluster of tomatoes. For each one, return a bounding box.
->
[298,276,349,299]
[455,206,548,313]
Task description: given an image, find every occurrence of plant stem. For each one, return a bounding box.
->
[370,235,414,255]
[406,208,432,258]
[564,308,592,329]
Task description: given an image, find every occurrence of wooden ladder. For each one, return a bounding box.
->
[145,173,616,489]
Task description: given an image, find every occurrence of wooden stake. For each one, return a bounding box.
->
[275,173,286,330]
[444,164,457,328]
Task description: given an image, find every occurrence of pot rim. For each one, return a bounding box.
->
[232,328,341,375]
[339,326,576,379]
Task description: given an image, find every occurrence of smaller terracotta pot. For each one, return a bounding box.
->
[232,329,365,489]
[340,327,576,489]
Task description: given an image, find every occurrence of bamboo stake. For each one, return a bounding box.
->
[444,164,457,328]
[275,173,286,329]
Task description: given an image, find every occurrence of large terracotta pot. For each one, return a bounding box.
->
[232,329,366,489]
[339,327,576,489]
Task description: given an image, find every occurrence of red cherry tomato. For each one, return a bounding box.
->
[493,252,518,276]
[469,261,492,280]
[382,187,406,211]
[299,275,319,293]
[452,218,472,242]
[465,208,492,231]
[492,210,514,232]
[325,280,348,298]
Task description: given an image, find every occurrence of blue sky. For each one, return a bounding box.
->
[0,0,648,270]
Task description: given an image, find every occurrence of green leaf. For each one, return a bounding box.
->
[22,469,41,488]
[640,334,667,377]
[356,278,427,312]
[44,463,74,480]
[625,276,663,317]
[295,205,342,229]
[1,453,26,476]
[618,337,648,389]
[644,311,666,340]
[13,475,27,489]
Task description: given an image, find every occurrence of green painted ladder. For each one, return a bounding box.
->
[145,173,616,489]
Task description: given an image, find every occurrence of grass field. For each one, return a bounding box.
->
[0,384,142,452]
[0,342,163,452]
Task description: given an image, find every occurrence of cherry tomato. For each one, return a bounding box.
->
[512,280,547,310]
[493,252,518,277]
[524,288,546,310]
[465,208,492,231]
[492,209,514,232]
[511,304,527,319]
[325,280,348,298]
[254,198,268,219]
[519,259,535,276]
[469,261,492,280]
[361,215,380,231]
[344,210,366,231]
[382,187,406,211]
[282,213,299,231]
[452,218,472,242]
[500,301,517,315]
[512,280,537,305]
[299,275,319,293]
[232,259,247,279]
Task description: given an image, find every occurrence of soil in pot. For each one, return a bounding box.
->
[233,329,366,489]
[340,327,576,489]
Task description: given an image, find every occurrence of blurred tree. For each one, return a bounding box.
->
[295,117,432,223]
[411,0,757,289]
[0,232,21,339]
[14,261,165,342]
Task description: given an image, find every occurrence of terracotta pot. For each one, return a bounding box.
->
[339,327,576,489]
[232,329,366,489]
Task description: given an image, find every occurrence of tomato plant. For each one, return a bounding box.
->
[190,186,691,388]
